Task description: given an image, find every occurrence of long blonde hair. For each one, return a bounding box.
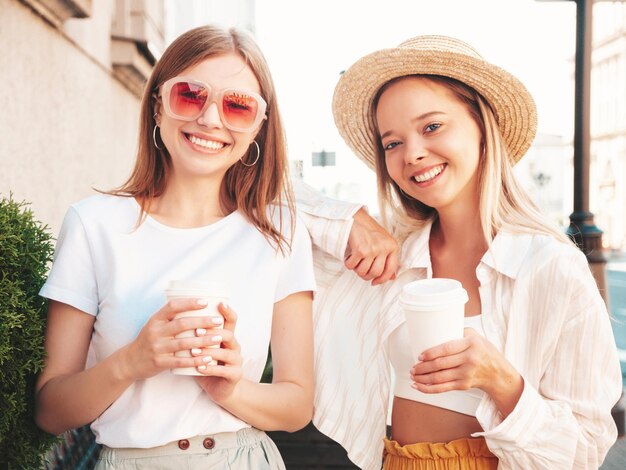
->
[109,25,293,253]
[373,74,571,245]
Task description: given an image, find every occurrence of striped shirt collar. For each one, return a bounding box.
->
[399,219,535,280]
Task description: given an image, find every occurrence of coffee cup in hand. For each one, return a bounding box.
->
[165,280,229,376]
[399,278,468,362]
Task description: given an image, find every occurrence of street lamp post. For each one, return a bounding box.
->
[537,0,623,436]
[564,0,610,302]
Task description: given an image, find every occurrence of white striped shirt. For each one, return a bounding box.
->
[295,184,623,470]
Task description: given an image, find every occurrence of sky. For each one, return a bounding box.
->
[255,0,577,160]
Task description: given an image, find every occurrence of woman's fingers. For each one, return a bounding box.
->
[345,208,399,285]
[352,257,375,279]
[371,253,399,285]
[155,298,210,321]
[411,353,465,376]
[412,367,461,385]
[195,347,241,367]
[217,302,238,333]
[410,330,504,393]
[167,328,232,354]
[363,255,387,281]
[411,379,468,394]
[163,314,224,338]
[418,337,470,362]
[195,364,242,380]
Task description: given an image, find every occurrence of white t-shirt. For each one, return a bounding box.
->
[40,194,316,448]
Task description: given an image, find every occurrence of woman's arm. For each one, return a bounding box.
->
[346,208,400,285]
[411,246,621,468]
[196,291,313,432]
[293,178,399,284]
[484,249,622,470]
[35,298,226,435]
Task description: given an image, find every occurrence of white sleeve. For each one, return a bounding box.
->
[39,206,99,315]
[474,248,622,469]
[292,178,363,261]
[274,214,317,303]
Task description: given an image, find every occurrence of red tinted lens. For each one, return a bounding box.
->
[222,91,259,129]
[169,81,207,118]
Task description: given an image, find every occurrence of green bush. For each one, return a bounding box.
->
[0,195,59,469]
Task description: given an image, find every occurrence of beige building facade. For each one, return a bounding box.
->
[592,2,626,251]
[0,0,164,234]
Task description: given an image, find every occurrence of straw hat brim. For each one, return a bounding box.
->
[332,47,537,170]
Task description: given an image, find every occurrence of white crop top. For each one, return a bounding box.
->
[389,314,486,416]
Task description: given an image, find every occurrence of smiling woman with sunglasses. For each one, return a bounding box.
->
[34,25,315,470]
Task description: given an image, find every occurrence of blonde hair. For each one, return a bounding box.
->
[109,25,293,253]
[373,74,571,245]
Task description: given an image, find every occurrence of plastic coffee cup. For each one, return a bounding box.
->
[399,278,468,362]
[164,280,230,376]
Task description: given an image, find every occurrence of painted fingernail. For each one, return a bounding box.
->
[202,356,213,363]
[196,328,207,336]
[418,354,424,361]
[197,365,207,371]
[210,335,222,343]
[191,348,202,355]
[211,317,223,325]
[197,299,209,306]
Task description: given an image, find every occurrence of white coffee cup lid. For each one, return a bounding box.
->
[399,278,468,311]
[165,280,230,298]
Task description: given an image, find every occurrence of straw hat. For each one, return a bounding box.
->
[332,35,537,170]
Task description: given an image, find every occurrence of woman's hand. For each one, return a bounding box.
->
[120,298,225,381]
[194,303,244,404]
[410,328,524,417]
[345,208,399,285]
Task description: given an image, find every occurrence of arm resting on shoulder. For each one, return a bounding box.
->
[293,178,399,284]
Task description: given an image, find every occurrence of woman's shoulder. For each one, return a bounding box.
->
[66,193,137,227]
[267,203,306,238]
[71,193,133,213]
[526,232,584,263]
[515,232,591,285]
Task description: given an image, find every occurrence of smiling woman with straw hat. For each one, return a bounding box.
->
[298,35,622,470]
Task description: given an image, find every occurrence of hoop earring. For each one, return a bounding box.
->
[152,125,163,150]
[240,140,260,167]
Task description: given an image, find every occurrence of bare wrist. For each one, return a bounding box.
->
[109,345,136,383]
[488,365,524,418]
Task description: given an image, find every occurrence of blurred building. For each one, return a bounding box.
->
[515,133,573,230]
[591,1,626,252]
[165,0,255,44]
[0,0,165,233]
[511,2,626,253]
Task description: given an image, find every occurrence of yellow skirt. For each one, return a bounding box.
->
[383,437,498,470]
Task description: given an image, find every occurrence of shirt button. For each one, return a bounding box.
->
[178,439,190,450]
[477,267,488,279]
[203,437,215,449]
